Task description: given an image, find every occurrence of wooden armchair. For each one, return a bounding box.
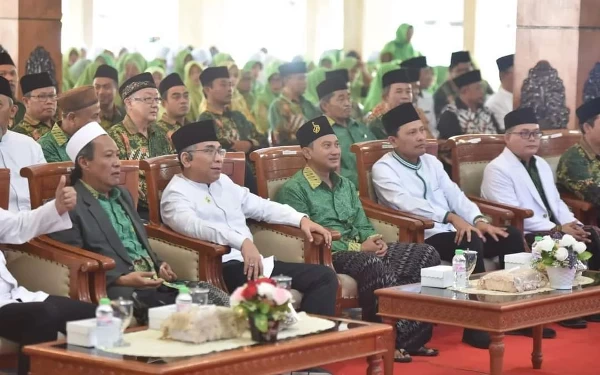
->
[20,161,141,303]
[538,130,596,225]
[250,146,430,315]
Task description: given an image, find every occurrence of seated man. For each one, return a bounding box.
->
[482,107,600,328]
[371,103,541,348]
[49,122,229,318]
[1,175,96,375]
[93,64,124,130]
[157,73,190,139]
[38,85,101,162]
[275,116,441,363]
[557,97,600,224]
[13,72,57,140]
[161,120,339,317]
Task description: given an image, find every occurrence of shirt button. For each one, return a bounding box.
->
[543,214,548,218]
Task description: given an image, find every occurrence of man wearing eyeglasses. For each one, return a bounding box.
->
[107,72,173,219]
[13,72,57,141]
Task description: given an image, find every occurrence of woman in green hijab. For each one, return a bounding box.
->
[117,53,145,85]
[304,67,330,105]
[212,53,234,67]
[62,47,80,91]
[68,59,91,87]
[382,23,419,62]
[243,60,264,95]
[363,62,401,113]
[252,61,282,135]
[318,50,339,69]
[174,49,193,78]
[238,66,256,111]
[183,60,204,123]
[145,66,166,88]
[74,53,117,87]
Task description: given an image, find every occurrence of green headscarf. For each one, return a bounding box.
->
[174,50,193,78]
[305,67,330,105]
[74,54,117,87]
[382,23,419,62]
[252,61,282,133]
[183,61,204,123]
[363,62,401,113]
[212,53,234,67]
[69,59,91,86]
[335,57,362,103]
[148,58,167,71]
[62,47,79,91]
[319,50,339,68]
[243,60,264,94]
[145,66,166,80]
[117,53,146,85]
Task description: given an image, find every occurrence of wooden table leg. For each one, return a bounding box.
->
[381,318,397,375]
[367,354,384,375]
[489,332,505,375]
[532,325,543,369]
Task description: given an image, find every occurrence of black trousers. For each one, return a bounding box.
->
[425,226,525,273]
[223,260,338,316]
[0,296,96,375]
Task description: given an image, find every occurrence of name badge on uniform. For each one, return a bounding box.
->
[205,196,211,203]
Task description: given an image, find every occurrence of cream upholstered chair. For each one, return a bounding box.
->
[538,130,597,225]
[250,146,428,316]
[0,169,103,367]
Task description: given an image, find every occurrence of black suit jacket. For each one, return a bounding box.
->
[49,181,163,299]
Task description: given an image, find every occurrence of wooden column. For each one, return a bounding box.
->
[343,0,364,57]
[514,0,600,129]
[0,0,62,94]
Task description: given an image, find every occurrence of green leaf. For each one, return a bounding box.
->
[578,252,593,261]
[254,314,268,333]
[258,302,270,314]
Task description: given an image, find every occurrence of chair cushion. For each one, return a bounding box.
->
[458,161,489,196]
[366,170,376,201]
[5,251,70,297]
[368,217,400,243]
[148,237,200,281]
[338,274,358,298]
[543,156,561,182]
[249,223,305,264]
[267,178,291,200]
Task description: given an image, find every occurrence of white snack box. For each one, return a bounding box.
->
[67,318,97,347]
[504,252,533,270]
[149,304,177,331]
[421,265,454,288]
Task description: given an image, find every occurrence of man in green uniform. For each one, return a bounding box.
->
[316,77,375,187]
[275,116,440,362]
[324,69,363,122]
[13,72,56,141]
[268,62,320,145]
[557,97,600,216]
[93,64,124,130]
[38,85,100,162]
[0,51,25,127]
[157,73,189,140]
[108,72,173,219]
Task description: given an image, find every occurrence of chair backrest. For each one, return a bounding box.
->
[350,139,440,200]
[140,152,246,225]
[21,161,140,209]
[0,168,9,210]
[250,146,305,199]
[538,130,581,179]
[447,134,506,196]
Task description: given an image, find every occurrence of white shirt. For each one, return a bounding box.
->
[161,174,306,263]
[0,130,47,212]
[481,147,577,233]
[417,92,437,137]
[485,86,513,132]
[0,199,72,308]
[372,152,482,239]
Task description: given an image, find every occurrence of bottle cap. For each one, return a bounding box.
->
[179,286,189,293]
[99,297,111,305]
[535,236,543,241]
[455,249,464,255]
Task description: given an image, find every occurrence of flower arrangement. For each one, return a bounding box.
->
[230,277,292,337]
[532,234,592,269]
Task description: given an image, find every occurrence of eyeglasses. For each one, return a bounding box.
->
[132,97,162,105]
[29,94,58,102]
[509,130,543,139]
[188,148,226,158]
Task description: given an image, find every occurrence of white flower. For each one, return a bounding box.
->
[538,237,555,252]
[257,282,276,298]
[573,241,587,254]
[555,247,569,262]
[272,288,292,306]
[229,286,245,306]
[559,234,577,247]
[531,246,542,257]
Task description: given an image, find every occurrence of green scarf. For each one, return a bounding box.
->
[174,49,193,78]
[383,23,419,62]
[212,53,234,67]
[62,47,79,91]
[183,61,204,123]
[69,59,91,85]
[117,53,146,85]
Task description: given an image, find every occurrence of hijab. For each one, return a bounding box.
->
[305,67,330,105]
[174,49,193,78]
[383,23,419,62]
[252,61,282,134]
[183,61,205,122]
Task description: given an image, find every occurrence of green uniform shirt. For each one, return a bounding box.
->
[13,113,53,141]
[275,166,377,252]
[156,112,188,141]
[198,108,267,151]
[522,157,556,223]
[108,115,174,209]
[557,139,600,207]
[331,117,376,187]
[38,123,70,162]
[99,105,125,130]
[268,94,321,145]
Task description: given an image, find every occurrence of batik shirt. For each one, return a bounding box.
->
[268,94,321,145]
[156,112,188,141]
[557,139,600,207]
[198,108,267,151]
[434,79,494,119]
[13,113,53,141]
[437,98,500,139]
[275,167,377,252]
[367,102,433,140]
[108,115,174,209]
[99,105,125,130]
[37,123,70,162]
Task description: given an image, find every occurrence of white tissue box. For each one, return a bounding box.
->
[67,318,97,347]
[421,265,454,288]
[504,252,533,270]
[149,304,177,331]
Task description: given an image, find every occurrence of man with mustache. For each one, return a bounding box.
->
[13,72,57,141]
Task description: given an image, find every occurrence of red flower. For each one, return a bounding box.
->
[256,277,276,286]
[242,282,258,300]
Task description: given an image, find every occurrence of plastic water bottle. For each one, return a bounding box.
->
[95,298,116,349]
[176,286,193,312]
[532,236,543,249]
[452,249,468,289]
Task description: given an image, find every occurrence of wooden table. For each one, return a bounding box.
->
[376,271,600,375]
[24,316,393,375]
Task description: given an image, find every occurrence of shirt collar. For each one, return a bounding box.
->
[101,104,120,121]
[80,180,121,201]
[123,115,154,136]
[455,97,483,111]
[23,113,52,127]
[302,166,340,190]
[579,138,598,160]
[50,123,69,146]
[160,112,187,126]
[329,115,356,128]
[391,151,421,170]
